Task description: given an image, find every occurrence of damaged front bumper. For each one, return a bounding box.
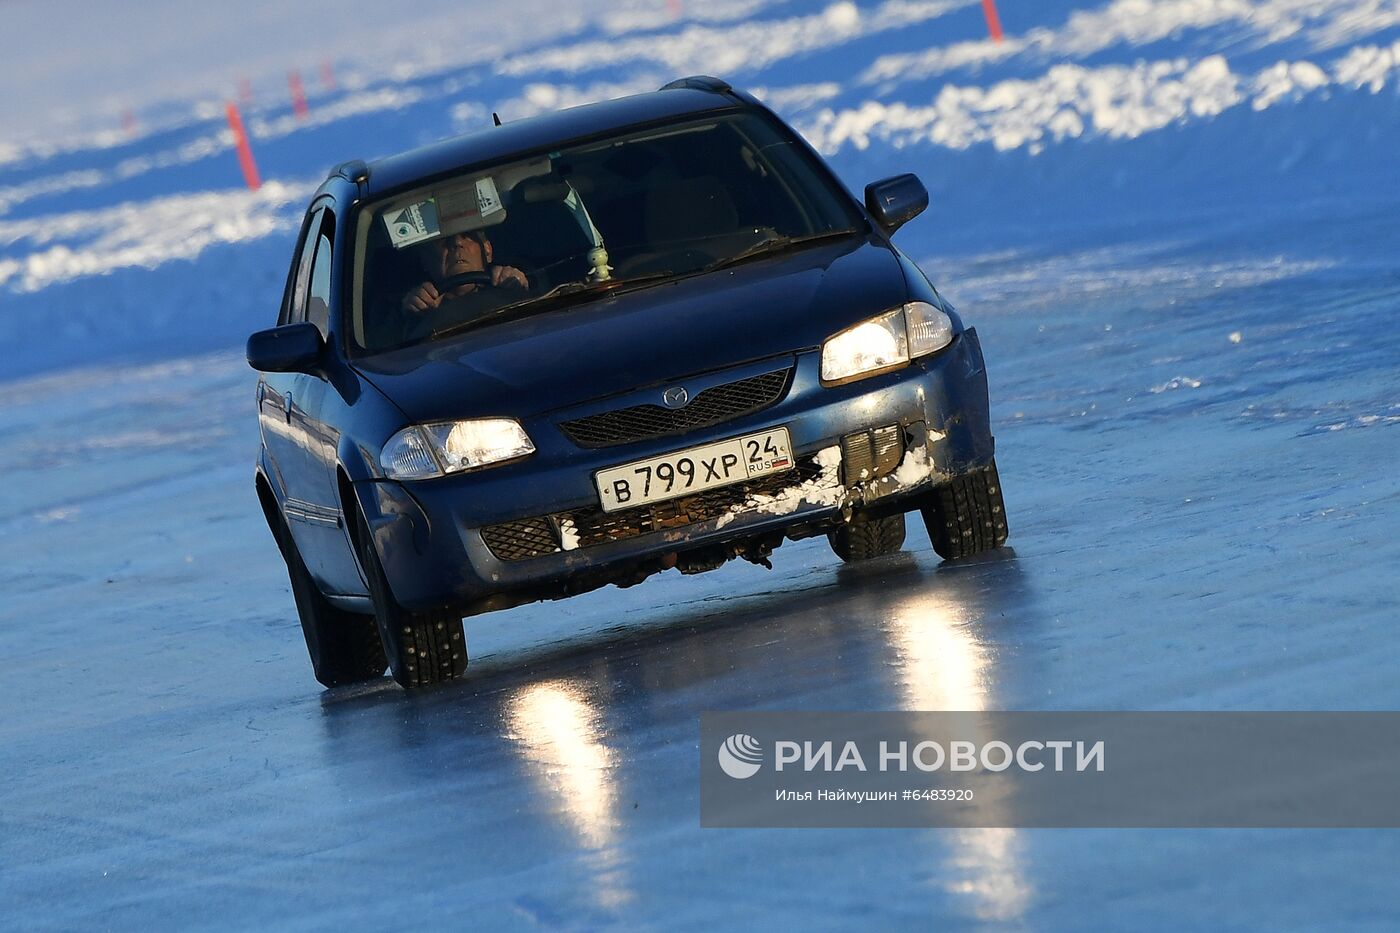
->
[358,329,995,612]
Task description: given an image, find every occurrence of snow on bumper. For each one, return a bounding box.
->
[362,330,993,609]
[713,444,845,531]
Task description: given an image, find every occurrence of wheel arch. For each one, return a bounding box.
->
[337,465,367,563]
[254,465,284,549]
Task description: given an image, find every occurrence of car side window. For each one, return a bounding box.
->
[305,213,335,336]
[280,207,323,326]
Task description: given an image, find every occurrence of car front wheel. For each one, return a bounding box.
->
[354,511,468,689]
[922,459,1010,561]
[828,513,907,562]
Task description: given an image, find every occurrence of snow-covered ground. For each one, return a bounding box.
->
[3,1,1400,927]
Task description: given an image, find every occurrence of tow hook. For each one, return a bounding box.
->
[738,533,783,569]
[839,489,858,522]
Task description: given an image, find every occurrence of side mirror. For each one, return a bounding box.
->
[247,322,323,373]
[864,174,929,235]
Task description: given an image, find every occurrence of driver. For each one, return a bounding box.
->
[400,230,529,314]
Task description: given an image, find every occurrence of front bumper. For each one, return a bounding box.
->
[358,329,995,611]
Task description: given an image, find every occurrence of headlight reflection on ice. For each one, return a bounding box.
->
[505,679,632,907]
[885,588,1032,923]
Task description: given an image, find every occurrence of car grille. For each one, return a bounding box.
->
[479,453,839,562]
[479,516,558,563]
[557,368,791,448]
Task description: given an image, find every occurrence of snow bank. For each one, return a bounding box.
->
[0,130,233,216]
[598,0,786,36]
[804,46,1400,154]
[0,181,311,294]
[248,88,424,141]
[497,1,974,78]
[863,0,1400,87]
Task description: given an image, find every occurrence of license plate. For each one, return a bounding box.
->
[594,427,793,513]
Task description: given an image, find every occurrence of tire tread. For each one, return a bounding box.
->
[355,512,467,689]
[923,460,1010,561]
[829,513,906,563]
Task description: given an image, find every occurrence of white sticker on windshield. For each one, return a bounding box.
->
[475,177,502,216]
[383,200,440,248]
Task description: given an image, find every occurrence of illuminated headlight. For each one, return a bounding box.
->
[820,302,954,384]
[380,418,535,479]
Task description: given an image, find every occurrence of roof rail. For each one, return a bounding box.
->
[332,159,370,184]
[659,75,732,94]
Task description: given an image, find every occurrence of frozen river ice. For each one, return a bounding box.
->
[3,202,1398,928]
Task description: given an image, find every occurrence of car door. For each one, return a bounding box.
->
[258,204,324,541]
[293,207,368,593]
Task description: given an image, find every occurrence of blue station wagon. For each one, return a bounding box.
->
[247,76,1009,690]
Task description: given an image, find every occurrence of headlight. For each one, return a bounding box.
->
[820,301,953,384]
[380,418,535,479]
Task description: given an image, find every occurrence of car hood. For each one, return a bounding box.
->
[353,236,910,423]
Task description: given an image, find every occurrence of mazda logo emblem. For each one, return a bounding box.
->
[662,386,690,409]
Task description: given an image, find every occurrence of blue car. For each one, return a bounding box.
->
[247,76,1009,690]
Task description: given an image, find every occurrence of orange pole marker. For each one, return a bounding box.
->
[122,108,138,138]
[319,59,336,92]
[981,0,1004,42]
[225,101,262,191]
[288,69,310,120]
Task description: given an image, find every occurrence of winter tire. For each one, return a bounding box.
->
[922,459,1010,561]
[828,512,906,563]
[355,511,468,689]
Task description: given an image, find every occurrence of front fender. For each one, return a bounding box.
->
[337,433,380,485]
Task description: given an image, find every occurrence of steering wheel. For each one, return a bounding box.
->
[393,271,494,342]
[436,270,493,292]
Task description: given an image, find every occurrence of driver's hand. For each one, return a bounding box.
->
[492,265,528,290]
[401,282,442,313]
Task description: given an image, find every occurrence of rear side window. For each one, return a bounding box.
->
[305,214,336,336]
[280,206,323,326]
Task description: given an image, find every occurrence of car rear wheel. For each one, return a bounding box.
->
[922,459,1010,561]
[273,511,387,688]
[828,513,906,562]
[354,511,468,690]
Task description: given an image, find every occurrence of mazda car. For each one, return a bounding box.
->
[247,76,1009,690]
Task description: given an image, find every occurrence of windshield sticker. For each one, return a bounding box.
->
[384,200,440,248]
[437,176,504,234]
[476,177,502,216]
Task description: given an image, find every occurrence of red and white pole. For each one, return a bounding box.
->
[288,69,310,120]
[225,101,262,191]
[981,0,1004,42]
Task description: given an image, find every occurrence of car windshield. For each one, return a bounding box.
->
[349,111,862,354]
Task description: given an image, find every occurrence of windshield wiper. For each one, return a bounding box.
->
[703,228,861,273]
[429,271,678,342]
